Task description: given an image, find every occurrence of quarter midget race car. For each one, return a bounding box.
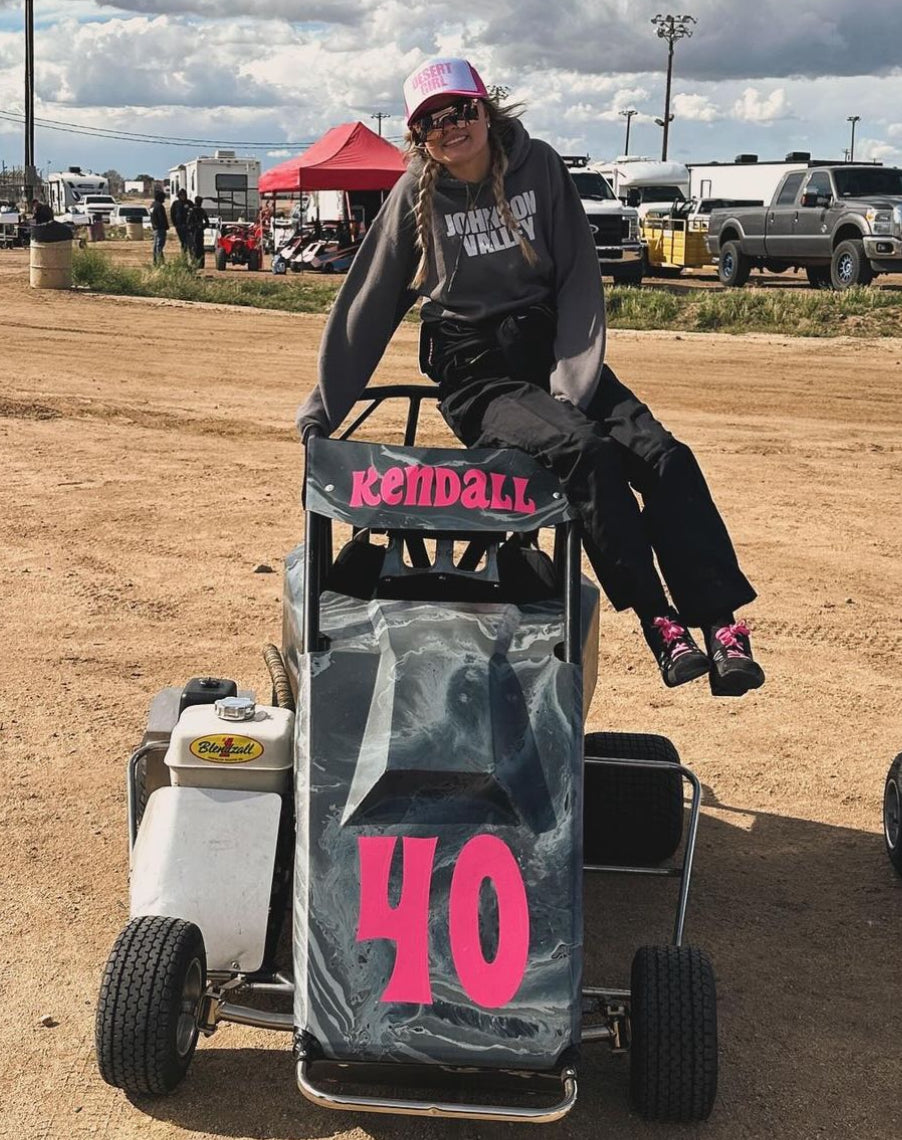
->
[214,221,263,271]
[95,386,718,1124]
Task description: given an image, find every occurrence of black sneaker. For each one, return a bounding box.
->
[704,620,765,697]
[643,614,711,688]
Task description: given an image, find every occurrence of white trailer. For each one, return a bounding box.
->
[590,157,689,217]
[46,167,109,223]
[168,150,261,223]
[686,155,825,205]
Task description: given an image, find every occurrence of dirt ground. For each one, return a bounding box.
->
[2,242,902,1140]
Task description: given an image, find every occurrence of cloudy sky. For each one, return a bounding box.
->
[1,0,900,181]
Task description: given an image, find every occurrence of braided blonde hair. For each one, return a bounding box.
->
[405,99,538,289]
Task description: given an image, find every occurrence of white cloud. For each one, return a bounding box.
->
[732,87,791,124]
[671,93,721,123]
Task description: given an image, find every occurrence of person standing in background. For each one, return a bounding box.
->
[187,195,210,268]
[170,188,190,253]
[150,189,169,266]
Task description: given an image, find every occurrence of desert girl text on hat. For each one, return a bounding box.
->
[411,62,457,95]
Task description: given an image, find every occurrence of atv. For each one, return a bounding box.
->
[214,221,263,271]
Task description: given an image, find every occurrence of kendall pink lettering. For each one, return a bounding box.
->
[344,465,539,515]
[381,465,405,506]
[461,469,490,510]
[433,467,461,508]
[357,835,437,1004]
[489,472,513,511]
[349,466,381,508]
[405,464,435,505]
[511,477,537,515]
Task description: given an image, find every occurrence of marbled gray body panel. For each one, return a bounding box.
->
[290,588,587,1070]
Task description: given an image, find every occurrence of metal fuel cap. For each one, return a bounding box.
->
[214,695,257,721]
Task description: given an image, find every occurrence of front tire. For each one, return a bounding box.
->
[717,240,750,287]
[247,250,261,271]
[214,249,227,271]
[630,945,718,1122]
[831,239,873,290]
[883,753,902,875]
[96,916,206,1096]
[583,732,684,865]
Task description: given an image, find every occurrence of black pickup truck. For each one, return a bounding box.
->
[706,164,902,288]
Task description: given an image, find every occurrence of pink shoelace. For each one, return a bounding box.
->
[714,620,751,659]
[653,616,693,659]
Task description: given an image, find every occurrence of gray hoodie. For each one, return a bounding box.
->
[298,119,606,438]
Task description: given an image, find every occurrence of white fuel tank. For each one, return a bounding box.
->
[165,696,294,793]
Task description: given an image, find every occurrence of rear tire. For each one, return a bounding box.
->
[247,250,261,271]
[883,753,902,875]
[630,945,718,1122]
[214,249,227,271]
[96,916,206,1096]
[717,240,750,287]
[831,239,873,290]
[583,732,684,865]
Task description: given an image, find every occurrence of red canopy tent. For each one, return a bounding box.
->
[259,121,406,194]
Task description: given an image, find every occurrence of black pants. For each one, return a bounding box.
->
[189,229,205,267]
[438,363,755,626]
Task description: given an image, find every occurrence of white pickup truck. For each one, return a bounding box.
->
[82,194,119,222]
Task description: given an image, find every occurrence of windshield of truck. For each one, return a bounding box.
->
[84,195,116,205]
[569,172,616,201]
[833,168,902,198]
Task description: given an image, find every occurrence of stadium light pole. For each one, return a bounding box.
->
[24,0,37,202]
[651,12,696,161]
[846,114,860,162]
[619,108,637,156]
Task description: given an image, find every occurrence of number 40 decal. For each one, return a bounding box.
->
[356,834,530,1009]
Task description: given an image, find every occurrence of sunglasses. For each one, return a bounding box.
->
[412,99,481,144]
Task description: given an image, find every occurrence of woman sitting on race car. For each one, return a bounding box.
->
[297,57,764,697]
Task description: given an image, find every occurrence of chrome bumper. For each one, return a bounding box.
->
[596,243,643,265]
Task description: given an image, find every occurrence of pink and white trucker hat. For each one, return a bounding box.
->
[403,57,489,125]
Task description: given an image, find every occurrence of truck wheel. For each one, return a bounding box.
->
[831,239,873,290]
[883,753,902,875]
[806,265,832,289]
[214,249,227,271]
[630,945,718,1122]
[717,240,750,287]
[96,916,206,1096]
[583,732,684,865]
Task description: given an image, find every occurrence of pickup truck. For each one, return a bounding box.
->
[706,164,902,289]
[563,158,644,285]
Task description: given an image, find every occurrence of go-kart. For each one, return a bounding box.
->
[214,221,263,271]
[95,385,718,1123]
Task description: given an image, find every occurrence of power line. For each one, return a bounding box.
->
[0,109,314,150]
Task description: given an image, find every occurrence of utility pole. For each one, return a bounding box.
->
[619,108,637,156]
[846,114,860,162]
[24,0,37,202]
[371,112,391,137]
[651,12,696,161]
